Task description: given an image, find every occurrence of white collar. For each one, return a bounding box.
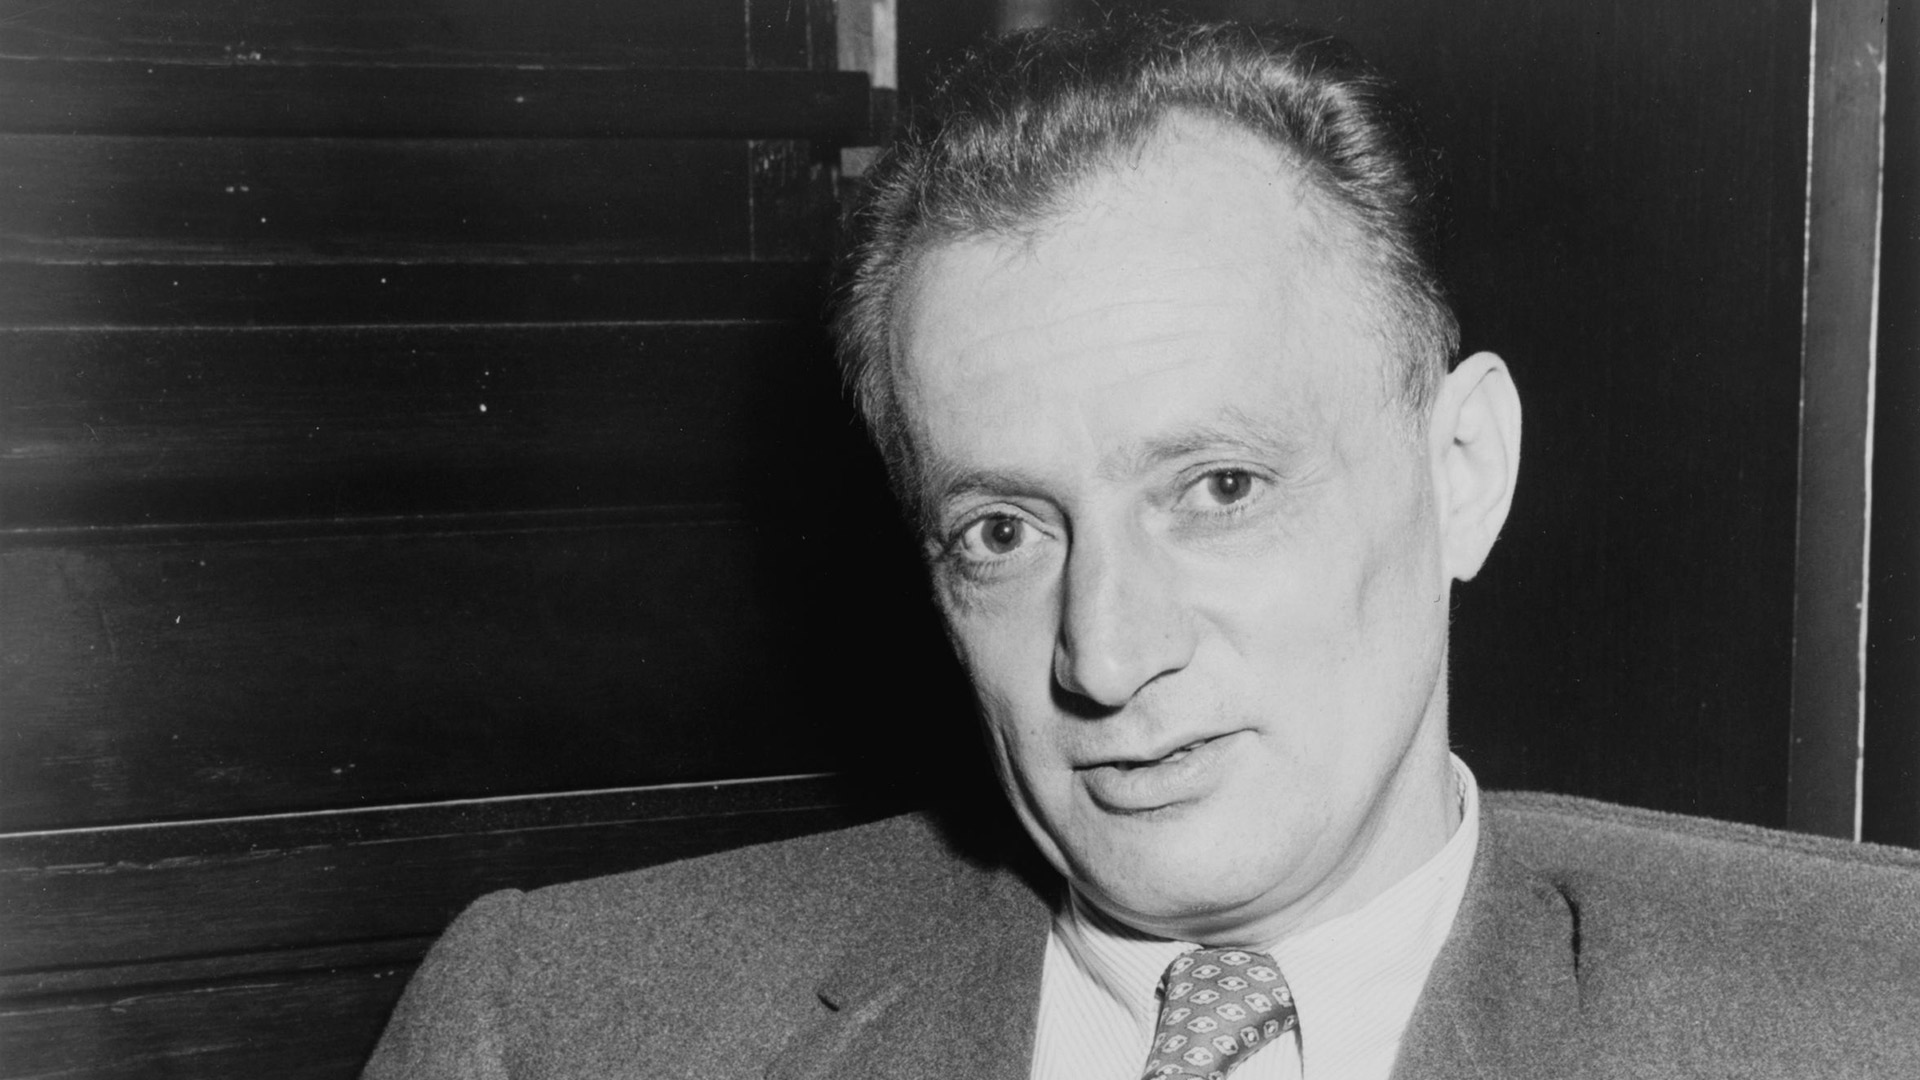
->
[1050,756,1482,1076]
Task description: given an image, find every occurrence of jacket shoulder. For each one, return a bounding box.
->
[1484,789,1920,936]
[1481,791,1920,1070]
[1487,789,1920,876]
[367,811,1028,1078]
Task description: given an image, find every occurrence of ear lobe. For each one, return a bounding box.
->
[1430,352,1522,582]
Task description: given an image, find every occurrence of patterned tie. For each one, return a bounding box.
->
[1138,947,1299,1080]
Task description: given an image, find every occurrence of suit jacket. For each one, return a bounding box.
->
[363,792,1920,1079]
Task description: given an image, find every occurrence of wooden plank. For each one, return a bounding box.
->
[0,322,846,530]
[0,0,744,67]
[0,518,872,829]
[0,260,830,330]
[0,940,430,1000]
[0,776,872,972]
[1861,0,1920,848]
[749,0,837,70]
[1787,0,1891,839]
[0,60,876,142]
[0,136,752,261]
[0,962,408,1080]
[750,140,839,259]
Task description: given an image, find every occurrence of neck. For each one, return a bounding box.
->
[1233,737,1465,947]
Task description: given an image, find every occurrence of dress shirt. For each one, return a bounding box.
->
[1029,756,1481,1080]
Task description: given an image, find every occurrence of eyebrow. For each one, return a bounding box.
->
[916,464,1047,533]
[916,405,1305,527]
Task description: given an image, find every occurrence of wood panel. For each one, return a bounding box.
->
[0,777,878,1080]
[1,940,430,1001]
[750,140,842,259]
[1787,0,1890,837]
[0,136,755,261]
[749,0,837,70]
[0,2,886,1075]
[0,776,870,972]
[0,322,844,530]
[0,0,746,67]
[1863,0,1920,848]
[0,516,877,829]
[0,60,875,142]
[0,260,829,329]
[0,963,411,1080]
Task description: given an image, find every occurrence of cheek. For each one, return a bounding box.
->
[941,577,1059,688]
[1349,494,1446,650]
[1183,552,1332,657]
[1182,514,1439,730]
[943,598,1076,781]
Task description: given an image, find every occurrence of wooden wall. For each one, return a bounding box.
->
[1864,0,1920,848]
[0,4,959,1076]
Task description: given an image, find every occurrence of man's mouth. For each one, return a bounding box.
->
[1076,732,1241,811]
[1096,735,1219,771]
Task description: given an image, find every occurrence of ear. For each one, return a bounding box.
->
[1428,352,1522,582]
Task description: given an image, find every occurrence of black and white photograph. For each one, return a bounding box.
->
[1,0,1915,1075]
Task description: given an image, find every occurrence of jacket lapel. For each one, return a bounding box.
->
[1393,802,1584,1080]
[765,847,1057,1080]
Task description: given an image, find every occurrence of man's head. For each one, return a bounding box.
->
[835,19,1521,946]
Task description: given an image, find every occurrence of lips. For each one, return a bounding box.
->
[1076,731,1240,812]
[1099,736,1214,770]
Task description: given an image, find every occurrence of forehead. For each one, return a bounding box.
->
[892,117,1393,483]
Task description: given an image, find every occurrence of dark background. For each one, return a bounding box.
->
[0,0,1911,1075]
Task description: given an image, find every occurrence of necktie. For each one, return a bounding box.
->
[1139,947,1299,1080]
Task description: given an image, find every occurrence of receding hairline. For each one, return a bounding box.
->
[884,110,1426,439]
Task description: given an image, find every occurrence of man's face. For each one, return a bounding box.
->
[892,118,1461,945]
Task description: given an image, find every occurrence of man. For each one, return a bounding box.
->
[365,19,1920,1080]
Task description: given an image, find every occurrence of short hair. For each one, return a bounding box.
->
[833,16,1459,504]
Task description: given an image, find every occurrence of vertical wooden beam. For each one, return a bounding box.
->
[1788,0,1891,838]
[836,0,898,182]
[1862,0,1920,847]
[837,0,897,90]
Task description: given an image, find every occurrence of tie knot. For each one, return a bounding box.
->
[1140,947,1298,1080]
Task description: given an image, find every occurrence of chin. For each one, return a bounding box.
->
[1096,885,1274,944]
[1080,849,1290,941]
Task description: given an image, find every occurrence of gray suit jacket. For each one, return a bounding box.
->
[363,792,1920,1079]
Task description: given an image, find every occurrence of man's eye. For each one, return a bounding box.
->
[967,514,1026,556]
[951,513,1037,564]
[1201,469,1256,506]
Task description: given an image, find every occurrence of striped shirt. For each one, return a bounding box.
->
[1029,756,1480,1080]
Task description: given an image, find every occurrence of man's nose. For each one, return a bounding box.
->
[1051,521,1196,710]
